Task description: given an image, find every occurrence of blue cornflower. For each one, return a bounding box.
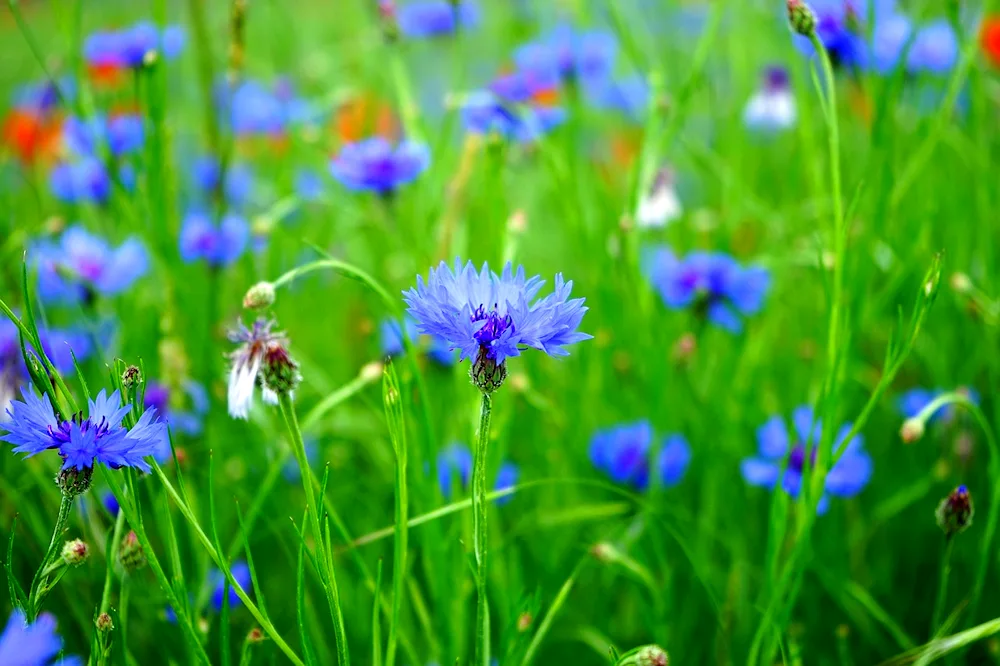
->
[329,138,430,195]
[589,420,691,491]
[740,405,872,514]
[179,210,250,268]
[790,0,883,69]
[2,387,169,472]
[217,79,316,136]
[84,21,185,71]
[11,79,65,115]
[380,317,456,366]
[436,443,517,502]
[404,260,591,379]
[397,1,480,38]
[62,114,144,158]
[515,25,618,87]
[897,386,979,424]
[871,13,913,73]
[144,380,209,436]
[210,561,252,610]
[33,226,148,303]
[0,609,76,666]
[1,322,92,422]
[644,246,770,333]
[743,66,797,132]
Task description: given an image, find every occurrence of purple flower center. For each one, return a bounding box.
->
[471,304,514,352]
[788,443,817,473]
[48,414,114,446]
[764,66,790,92]
[75,257,105,282]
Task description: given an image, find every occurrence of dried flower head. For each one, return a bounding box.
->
[226,318,295,419]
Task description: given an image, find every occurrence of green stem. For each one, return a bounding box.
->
[99,508,127,614]
[930,537,955,637]
[473,392,493,666]
[28,493,74,621]
[278,393,350,666]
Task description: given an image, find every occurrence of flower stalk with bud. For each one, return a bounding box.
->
[404,259,591,665]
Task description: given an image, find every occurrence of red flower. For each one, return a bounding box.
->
[981,15,1000,68]
[2,110,63,164]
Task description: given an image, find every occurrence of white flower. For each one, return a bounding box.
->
[226,318,287,420]
[636,168,682,229]
[744,66,796,132]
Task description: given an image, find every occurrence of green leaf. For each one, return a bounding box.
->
[372,559,383,666]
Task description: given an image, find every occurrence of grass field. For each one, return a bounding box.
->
[2,0,1000,664]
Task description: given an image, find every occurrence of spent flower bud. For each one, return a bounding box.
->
[96,612,114,633]
[61,539,89,566]
[787,0,817,36]
[121,365,142,390]
[261,344,301,396]
[119,530,147,572]
[243,281,276,310]
[936,485,974,538]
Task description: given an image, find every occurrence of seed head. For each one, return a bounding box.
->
[261,344,301,396]
[936,485,974,538]
[787,0,817,36]
[243,281,276,310]
[61,539,89,566]
[119,530,147,572]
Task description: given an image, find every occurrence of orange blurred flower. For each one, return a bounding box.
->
[2,110,63,164]
[981,15,1000,68]
[334,95,398,144]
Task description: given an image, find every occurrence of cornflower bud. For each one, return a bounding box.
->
[61,539,89,566]
[121,365,142,390]
[119,530,147,572]
[96,612,114,633]
[787,0,817,36]
[900,417,925,444]
[936,485,974,538]
[243,281,276,310]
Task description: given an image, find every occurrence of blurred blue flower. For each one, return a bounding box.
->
[179,210,250,268]
[907,20,958,74]
[743,66,796,132]
[740,405,872,514]
[33,226,148,303]
[515,25,617,87]
[494,462,518,505]
[63,114,144,158]
[102,490,120,517]
[144,380,210,436]
[398,0,480,38]
[584,74,649,122]
[644,246,770,333]
[791,0,873,69]
[2,388,169,472]
[590,420,691,491]
[870,13,912,73]
[210,561,252,611]
[330,138,430,194]
[405,260,591,365]
[0,609,73,666]
[380,317,457,366]
[897,386,980,424]
[459,91,565,142]
[294,169,325,202]
[223,80,287,135]
[11,79,66,114]
[191,157,254,209]
[49,158,114,205]
[282,438,318,482]
[437,442,518,502]
[84,21,185,70]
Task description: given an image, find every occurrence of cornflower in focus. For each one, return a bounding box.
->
[644,247,770,333]
[404,260,591,393]
[32,226,149,304]
[437,442,519,503]
[226,318,298,419]
[0,609,77,666]
[740,406,872,514]
[397,0,481,38]
[589,420,691,491]
[329,137,430,195]
[743,66,796,132]
[2,388,169,484]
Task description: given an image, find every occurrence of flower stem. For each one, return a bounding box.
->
[278,392,350,666]
[28,492,74,621]
[473,392,493,666]
[931,537,955,637]
[99,506,127,614]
